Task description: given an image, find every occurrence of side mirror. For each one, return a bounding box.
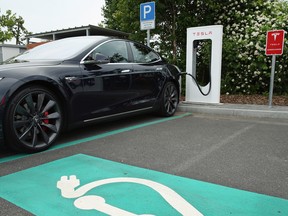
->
[83,53,110,65]
[94,53,110,64]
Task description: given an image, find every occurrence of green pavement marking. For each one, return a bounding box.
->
[0,113,191,164]
[0,154,287,216]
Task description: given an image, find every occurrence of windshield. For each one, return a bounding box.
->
[6,36,107,63]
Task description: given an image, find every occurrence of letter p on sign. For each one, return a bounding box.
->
[140,2,155,21]
[143,5,152,19]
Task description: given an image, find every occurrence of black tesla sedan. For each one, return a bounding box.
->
[0,36,181,153]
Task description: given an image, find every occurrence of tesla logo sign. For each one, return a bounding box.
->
[265,30,285,55]
[193,31,213,37]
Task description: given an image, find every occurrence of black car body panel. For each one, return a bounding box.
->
[0,36,181,152]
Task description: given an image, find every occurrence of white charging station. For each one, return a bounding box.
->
[185,25,223,104]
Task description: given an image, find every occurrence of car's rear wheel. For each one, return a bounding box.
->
[4,86,63,153]
[157,82,179,117]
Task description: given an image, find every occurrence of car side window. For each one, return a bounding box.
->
[130,42,160,63]
[89,40,129,63]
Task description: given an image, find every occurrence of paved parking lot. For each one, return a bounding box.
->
[0,110,288,215]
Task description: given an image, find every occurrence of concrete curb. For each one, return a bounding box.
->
[178,102,288,119]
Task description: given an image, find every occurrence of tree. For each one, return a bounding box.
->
[102,0,227,65]
[102,0,288,95]
[102,0,146,42]
[0,9,29,45]
[217,0,288,95]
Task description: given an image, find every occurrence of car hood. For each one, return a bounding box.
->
[0,60,63,72]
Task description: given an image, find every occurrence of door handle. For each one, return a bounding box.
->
[121,69,131,73]
[156,67,163,71]
[65,76,78,82]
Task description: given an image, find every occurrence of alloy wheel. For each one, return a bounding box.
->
[164,83,178,115]
[12,91,62,149]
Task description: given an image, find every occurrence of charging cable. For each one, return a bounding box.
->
[180,72,211,96]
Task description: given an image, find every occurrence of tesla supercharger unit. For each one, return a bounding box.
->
[185,25,223,103]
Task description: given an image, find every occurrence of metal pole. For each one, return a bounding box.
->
[268,55,276,108]
[147,29,150,47]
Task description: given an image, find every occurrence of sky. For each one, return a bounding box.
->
[1,0,105,35]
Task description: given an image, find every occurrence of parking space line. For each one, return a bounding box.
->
[0,113,191,164]
[172,124,255,173]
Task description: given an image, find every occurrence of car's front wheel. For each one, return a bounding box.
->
[4,86,63,153]
[157,82,179,117]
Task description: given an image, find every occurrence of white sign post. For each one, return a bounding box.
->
[140,1,155,47]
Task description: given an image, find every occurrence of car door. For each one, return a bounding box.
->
[128,42,166,109]
[79,40,134,122]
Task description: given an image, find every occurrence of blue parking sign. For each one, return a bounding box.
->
[140,2,155,30]
[140,2,155,21]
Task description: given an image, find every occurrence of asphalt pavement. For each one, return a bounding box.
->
[0,102,288,215]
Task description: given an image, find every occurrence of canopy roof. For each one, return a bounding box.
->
[27,25,129,41]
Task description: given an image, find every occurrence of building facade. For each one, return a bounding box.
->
[0,44,26,63]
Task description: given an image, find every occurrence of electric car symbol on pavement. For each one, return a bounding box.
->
[57,175,204,216]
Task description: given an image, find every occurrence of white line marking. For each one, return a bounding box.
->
[173,124,255,173]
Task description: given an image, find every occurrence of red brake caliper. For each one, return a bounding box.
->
[43,111,49,124]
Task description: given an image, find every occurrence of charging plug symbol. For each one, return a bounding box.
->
[57,175,204,216]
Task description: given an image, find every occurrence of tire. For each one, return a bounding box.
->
[4,86,63,153]
[157,82,179,117]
